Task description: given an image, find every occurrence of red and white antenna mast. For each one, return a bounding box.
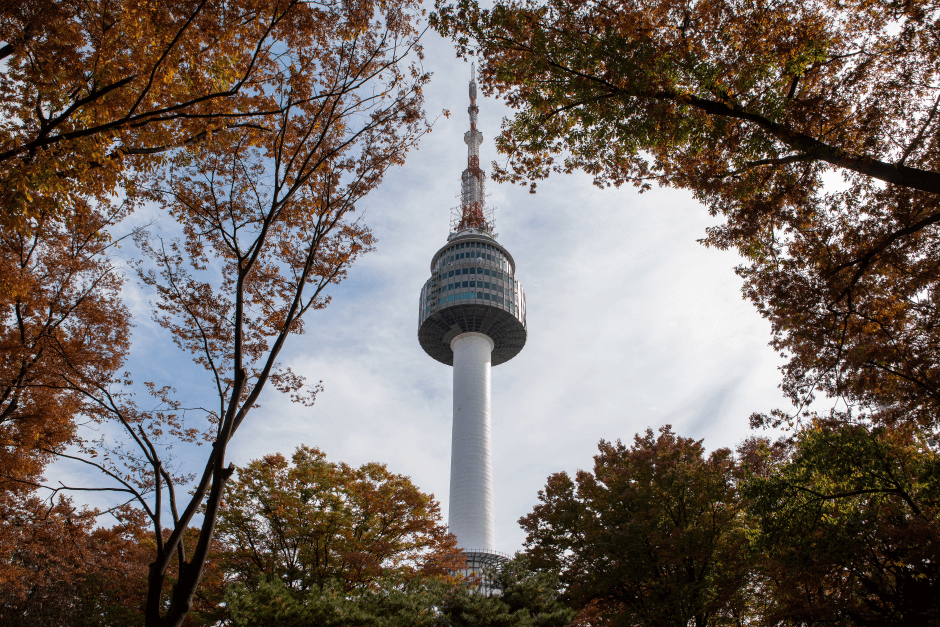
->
[457,64,491,232]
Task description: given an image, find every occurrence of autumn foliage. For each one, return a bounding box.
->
[1,0,431,624]
[0,198,130,492]
[2,422,937,627]
[433,0,940,432]
[6,0,940,624]
[521,427,751,627]
[429,4,940,615]
[0,495,150,627]
[519,424,940,627]
[216,446,465,593]
[0,0,370,231]
[431,4,940,620]
[0,446,461,626]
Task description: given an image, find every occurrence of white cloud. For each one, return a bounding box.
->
[46,28,789,553]
[230,31,789,552]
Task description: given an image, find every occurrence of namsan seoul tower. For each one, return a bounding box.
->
[417,69,527,571]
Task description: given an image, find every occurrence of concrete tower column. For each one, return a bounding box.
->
[449,331,495,551]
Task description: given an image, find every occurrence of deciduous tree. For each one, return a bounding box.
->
[743,420,940,626]
[217,445,464,593]
[25,0,434,623]
[0,494,150,627]
[0,0,384,230]
[1,0,440,495]
[0,198,130,493]
[0,492,229,626]
[432,0,940,429]
[520,426,752,627]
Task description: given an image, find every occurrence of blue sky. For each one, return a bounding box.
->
[52,27,789,553]
[218,30,789,552]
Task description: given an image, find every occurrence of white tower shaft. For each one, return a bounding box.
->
[449,332,495,551]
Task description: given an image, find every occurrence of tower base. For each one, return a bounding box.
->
[457,549,510,596]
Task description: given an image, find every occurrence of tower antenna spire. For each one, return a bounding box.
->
[458,65,490,232]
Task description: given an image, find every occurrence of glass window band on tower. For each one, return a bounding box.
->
[418,233,527,368]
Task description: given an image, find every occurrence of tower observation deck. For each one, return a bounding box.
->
[417,70,527,567]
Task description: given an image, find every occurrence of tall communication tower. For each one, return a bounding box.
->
[417,68,527,576]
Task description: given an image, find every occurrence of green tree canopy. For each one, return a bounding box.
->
[742,421,940,626]
[519,426,752,627]
[225,556,573,627]
[440,557,573,627]
[432,0,940,430]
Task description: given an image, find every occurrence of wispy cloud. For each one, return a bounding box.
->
[47,29,789,553]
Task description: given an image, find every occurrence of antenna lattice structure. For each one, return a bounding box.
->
[455,65,493,234]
